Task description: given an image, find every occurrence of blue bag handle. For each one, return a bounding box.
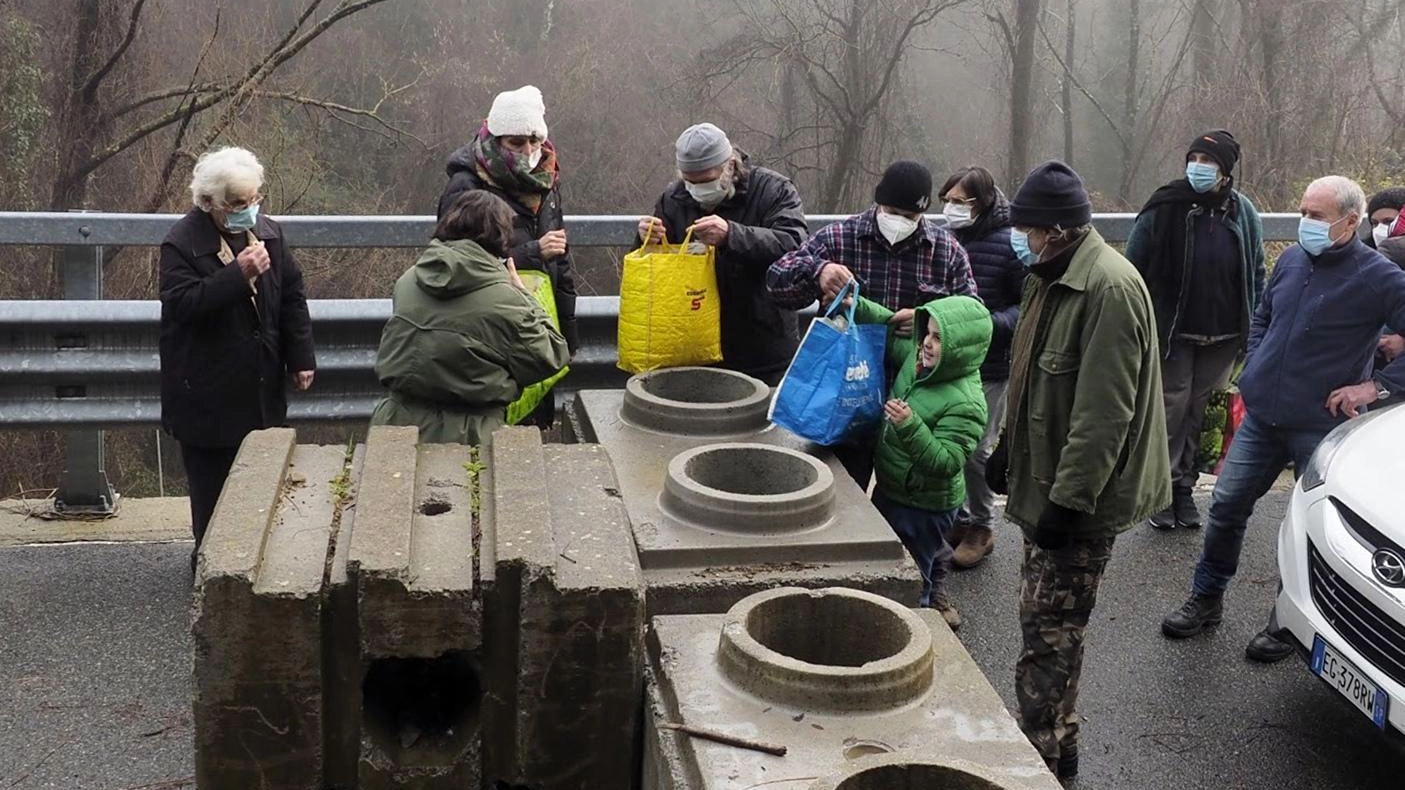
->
[823,279,860,324]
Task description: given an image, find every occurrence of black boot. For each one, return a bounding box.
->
[1245,629,1295,663]
[1173,488,1202,528]
[1162,594,1223,638]
[1057,747,1079,778]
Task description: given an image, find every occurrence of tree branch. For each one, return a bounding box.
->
[1038,15,1129,150]
[82,0,149,99]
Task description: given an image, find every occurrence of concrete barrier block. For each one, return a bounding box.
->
[644,587,1061,790]
[348,425,481,789]
[568,368,919,615]
[192,428,346,790]
[482,426,646,790]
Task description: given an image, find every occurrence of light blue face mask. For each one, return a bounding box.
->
[224,204,259,232]
[1298,215,1345,256]
[1185,161,1221,194]
[1010,228,1040,268]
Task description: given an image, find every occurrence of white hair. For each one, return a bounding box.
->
[1308,175,1367,220]
[189,146,264,210]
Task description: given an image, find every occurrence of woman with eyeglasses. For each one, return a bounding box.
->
[936,165,1028,570]
[438,85,577,429]
[158,146,316,566]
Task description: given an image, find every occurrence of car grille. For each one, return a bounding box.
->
[1308,540,1405,689]
[1331,496,1405,556]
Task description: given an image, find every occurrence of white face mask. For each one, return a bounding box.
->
[943,202,975,229]
[685,175,731,207]
[1373,221,1392,246]
[876,211,920,244]
[527,147,543,170]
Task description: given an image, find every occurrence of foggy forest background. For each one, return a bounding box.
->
[1,0,1402,497]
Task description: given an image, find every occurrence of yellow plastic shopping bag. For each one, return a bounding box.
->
[617,222,723,373]
[507,269,569,425]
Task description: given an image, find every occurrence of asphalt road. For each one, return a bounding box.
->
[1,489,1402,790]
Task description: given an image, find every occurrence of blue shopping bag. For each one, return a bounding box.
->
[768,280,887,445]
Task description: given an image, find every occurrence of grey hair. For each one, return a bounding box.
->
[1308,175,1367,220]
[1050,223,1093,244]
[189,147,264,211]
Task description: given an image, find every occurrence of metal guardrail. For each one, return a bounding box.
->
[0,210,1304,512]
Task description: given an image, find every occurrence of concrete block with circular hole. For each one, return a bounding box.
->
[193,428,348,790]
[347,425,481,789]
[644,587,1062,790]
[566,367,919,614]
[480,425,646,790]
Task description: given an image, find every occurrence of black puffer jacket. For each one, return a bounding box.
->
[643,155,807,382]
[439,149,579,352]
[950,195,1026,381]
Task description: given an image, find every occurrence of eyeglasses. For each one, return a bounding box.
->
[220,193,264,212]
[942,195,978,206]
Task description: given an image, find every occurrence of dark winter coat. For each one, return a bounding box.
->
[1124,181,1266,352]
[950,195,1026,381]
[439,150,579,352]
[643,155,808,382]
[1377,235,1405,269]
[1238,238,1405,431]
[159,209,316,448]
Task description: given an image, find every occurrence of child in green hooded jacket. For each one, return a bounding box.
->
[853,293,992,628]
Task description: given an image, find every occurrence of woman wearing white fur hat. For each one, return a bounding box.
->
[439,85,577,428]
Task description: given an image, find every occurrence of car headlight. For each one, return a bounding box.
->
[1299,405,1394,492]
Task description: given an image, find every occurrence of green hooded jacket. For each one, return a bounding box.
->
[854,294,992,512]
[370,238,569,445]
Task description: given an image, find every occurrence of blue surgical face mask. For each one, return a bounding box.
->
[1010,228,1040,267]
[1298,215,1346,256]
[1185,161,1221,194]
[224,204,259,232]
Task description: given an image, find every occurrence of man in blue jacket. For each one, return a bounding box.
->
[1161,175,1405,662]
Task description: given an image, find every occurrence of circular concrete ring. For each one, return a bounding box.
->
[661,443,834,532]
[621,367,771,435]
[811,755,1025,790]
[717,587,934,712]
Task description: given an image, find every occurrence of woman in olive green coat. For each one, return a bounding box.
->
[370,190,569,445]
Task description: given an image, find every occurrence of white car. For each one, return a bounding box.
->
[1275,400,1405,734]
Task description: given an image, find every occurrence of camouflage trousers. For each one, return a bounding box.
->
[1015,536,1117,767]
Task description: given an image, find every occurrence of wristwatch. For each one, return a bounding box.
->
[1375,377,1392,402]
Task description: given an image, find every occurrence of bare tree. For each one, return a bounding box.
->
[988,0,1042,190]
[50,0,405,211]
[697,0,970,212]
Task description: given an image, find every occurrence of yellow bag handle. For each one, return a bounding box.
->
[640,217,700,250]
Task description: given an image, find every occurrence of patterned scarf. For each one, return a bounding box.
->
[470,121,559,214]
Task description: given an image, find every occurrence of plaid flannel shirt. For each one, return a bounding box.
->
[766,206,977,310]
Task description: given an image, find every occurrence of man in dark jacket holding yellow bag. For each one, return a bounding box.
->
[637,123,808,384]
[985,161,1169,781]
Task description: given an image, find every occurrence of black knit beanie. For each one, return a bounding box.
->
[1009,160,1092,229]
[1187,129,1240,175]
[1367,187,1405,217]
[874,160,933,213]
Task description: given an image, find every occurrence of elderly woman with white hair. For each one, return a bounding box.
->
[159,146,316,560]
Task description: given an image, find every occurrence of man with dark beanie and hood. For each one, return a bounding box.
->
[768,160,977,487]
[1126,129,1266,531]
[984,160,1168,781]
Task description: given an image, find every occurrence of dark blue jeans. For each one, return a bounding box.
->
[1192,412,1330,598]
[872,490,957,607]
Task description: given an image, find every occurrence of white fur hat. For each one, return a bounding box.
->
[486,85,548,140]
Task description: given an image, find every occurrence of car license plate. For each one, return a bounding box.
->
[1311,635,1389,730]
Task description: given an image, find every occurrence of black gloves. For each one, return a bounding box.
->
[985,434,1009,496]
[1034,502,1080,550]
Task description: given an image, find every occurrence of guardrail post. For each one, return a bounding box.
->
[54,213,116,515]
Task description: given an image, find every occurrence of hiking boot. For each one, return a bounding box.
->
[1148,505,1176,530]
[1173,489,1202,529]
[952,525,995,568]
[1161,593,1223,638]
[931,592,962,631]
[1245,629,1295,663]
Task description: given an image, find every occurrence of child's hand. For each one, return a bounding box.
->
[884,399,912,425]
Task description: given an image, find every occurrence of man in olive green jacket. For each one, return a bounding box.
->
[985,161,1170,781]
